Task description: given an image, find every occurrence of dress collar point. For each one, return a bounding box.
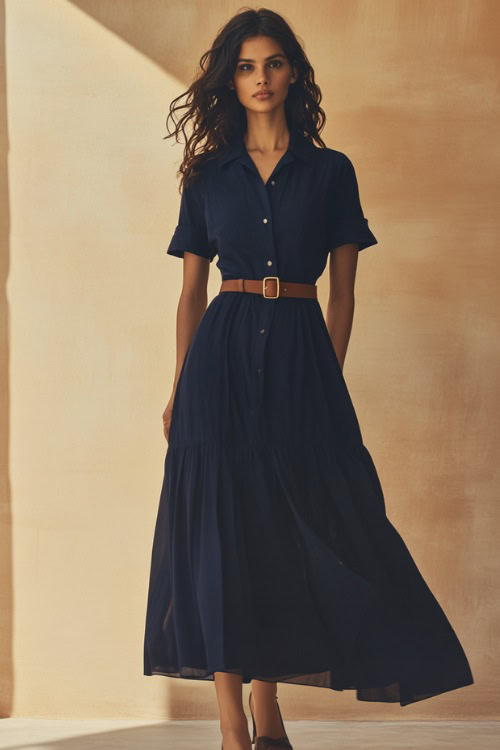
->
[217,129,316,167]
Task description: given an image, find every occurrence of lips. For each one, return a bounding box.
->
[254,91,273,99]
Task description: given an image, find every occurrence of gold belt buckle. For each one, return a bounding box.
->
[262,276,280,299]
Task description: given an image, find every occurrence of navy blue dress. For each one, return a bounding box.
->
[143,128,473,706]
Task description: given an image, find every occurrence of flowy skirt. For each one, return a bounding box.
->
[143,291,473,706]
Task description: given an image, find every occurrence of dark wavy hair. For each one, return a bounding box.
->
[165,6,327,191]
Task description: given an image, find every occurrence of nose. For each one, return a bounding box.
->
[255,68,270,85]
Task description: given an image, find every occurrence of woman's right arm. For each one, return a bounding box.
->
[163,251,210,440]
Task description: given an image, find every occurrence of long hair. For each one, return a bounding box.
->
[165,6,327,191]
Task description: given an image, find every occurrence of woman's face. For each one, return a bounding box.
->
[230,35,297,114]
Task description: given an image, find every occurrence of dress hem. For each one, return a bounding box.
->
[143,668,474,708]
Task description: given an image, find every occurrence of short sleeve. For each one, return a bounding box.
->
[166,179,216,262]
[328,153,378,252]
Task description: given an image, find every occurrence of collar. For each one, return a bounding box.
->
[217,128,316,167]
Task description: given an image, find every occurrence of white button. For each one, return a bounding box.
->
[263,218,268,223]
[267,260,273,266]
[271,180,275,185]
[260,328,266,334]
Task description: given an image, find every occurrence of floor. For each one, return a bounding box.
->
[0,719,498,750]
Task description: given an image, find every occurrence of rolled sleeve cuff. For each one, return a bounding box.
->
[329,218,378,252]
[166,224,216,262]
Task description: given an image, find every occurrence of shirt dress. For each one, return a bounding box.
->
[143,127,474,706]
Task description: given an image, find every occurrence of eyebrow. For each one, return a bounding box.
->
[236,53,286,63]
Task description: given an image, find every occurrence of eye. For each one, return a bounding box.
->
[237,60,283,72]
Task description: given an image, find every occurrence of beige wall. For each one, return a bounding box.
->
[1,0,498,722]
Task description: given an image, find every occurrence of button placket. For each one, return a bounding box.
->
[239,149,294,427]
[254,171,278,420]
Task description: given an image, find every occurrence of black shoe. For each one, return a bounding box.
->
[248,690,293,749]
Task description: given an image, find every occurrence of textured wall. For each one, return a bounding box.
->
[1,0,498,722]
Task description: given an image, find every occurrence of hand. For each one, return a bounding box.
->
[162,394,175,442]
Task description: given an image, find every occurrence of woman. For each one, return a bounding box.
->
[143,8,473,750]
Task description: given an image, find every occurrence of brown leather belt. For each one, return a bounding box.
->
[219,276,317,299]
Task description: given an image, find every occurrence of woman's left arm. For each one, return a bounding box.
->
[325,243,359,371]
